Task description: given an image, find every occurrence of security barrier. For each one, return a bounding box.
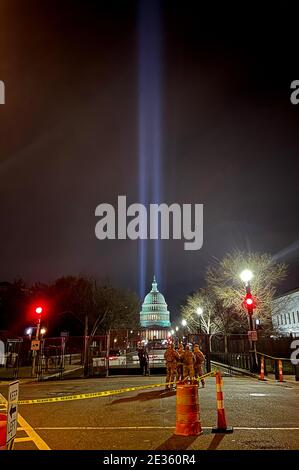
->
[175,383,202,436]
[212,371,233,434]
[259,355,266,381]
[175,370,233,436]
[278,359,285,383]
[257,352,293,382]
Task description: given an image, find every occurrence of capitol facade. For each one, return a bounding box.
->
[140,275,171,340]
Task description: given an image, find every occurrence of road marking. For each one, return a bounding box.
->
[17,413,51,450]
[0,393,51,450]
[33,426,299,431]
[15,437,34,443]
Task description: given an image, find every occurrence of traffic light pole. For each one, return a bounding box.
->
[32,316,41,377]
[246,282,258,372]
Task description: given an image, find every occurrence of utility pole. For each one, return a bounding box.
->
[106,330,111,377]
[32,307,42,377]
[83,314,89,377]
[245,282,258,372]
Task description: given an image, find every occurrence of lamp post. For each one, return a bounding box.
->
[181,319,187,344]
[32,306,43,376]
[240,269,258,372]
[196,306,211,373]
[196,307,203,338]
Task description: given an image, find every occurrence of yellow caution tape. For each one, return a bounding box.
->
[256,352,291,362]
[18,372,214,405]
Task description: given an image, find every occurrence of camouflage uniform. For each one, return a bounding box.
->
[176,344,184,381]
[164,345,179,389]
[194,344,205,387]
[182,345,195,380]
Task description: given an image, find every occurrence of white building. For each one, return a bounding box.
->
[272,288,299,337]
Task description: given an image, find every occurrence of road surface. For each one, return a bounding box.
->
[0,374,298,450]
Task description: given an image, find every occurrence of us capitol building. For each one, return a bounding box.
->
[140,275,171,341]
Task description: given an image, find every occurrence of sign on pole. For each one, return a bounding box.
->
[6,380,19,449]
[248,330,258,342]
[31,340,40,351]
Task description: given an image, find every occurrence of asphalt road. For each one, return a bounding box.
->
[0,374,298,450]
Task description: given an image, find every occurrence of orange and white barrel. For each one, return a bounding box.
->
[175,383,202,436]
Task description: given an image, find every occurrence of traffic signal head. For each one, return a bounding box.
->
[35,306,43,315]
[242,293,256,311]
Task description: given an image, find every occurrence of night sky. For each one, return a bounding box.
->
[0,1,299,319]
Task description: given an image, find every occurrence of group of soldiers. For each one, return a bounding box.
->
[164,342,205,390]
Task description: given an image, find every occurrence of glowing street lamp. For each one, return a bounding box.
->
[175,326,179,332]
[196,307,203,316]
[240,269,253,283]
[181,319,187,327]
[40,327,47,337]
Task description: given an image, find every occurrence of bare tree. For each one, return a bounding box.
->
[206,251,287,325]
[181,288,248,351]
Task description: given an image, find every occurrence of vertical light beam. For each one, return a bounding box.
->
[138,0,162,297]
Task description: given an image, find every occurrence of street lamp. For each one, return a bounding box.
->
[239,269,258,371]
[181,319,187,343]
[26,327,33,339]
[240,269,253,283]
[40,327,47,337]
[175,326,179,332]
[196,307,203,334]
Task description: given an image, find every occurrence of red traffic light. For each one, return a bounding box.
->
[35,306,43,314]
[242,293,256,310]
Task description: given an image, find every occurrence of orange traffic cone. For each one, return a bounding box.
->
[278,360,285,383]
[259,355,266,381]
[212,370,233,434]
[175,383,203,436]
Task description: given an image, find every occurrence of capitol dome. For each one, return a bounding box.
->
[140,275,171,328]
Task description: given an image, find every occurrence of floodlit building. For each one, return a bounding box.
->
[272,288,299,337]
[140,275,171,341]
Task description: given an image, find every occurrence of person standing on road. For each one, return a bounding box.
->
[164,343,179,390]
[176,343,184,382]
[182,344,195,381]
[138,346,149,376]
[193,344,205,387]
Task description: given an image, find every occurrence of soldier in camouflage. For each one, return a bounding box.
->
[164,343,180,390]
[176,343,184,382]
[193,344,205,387]
[182,344,195,381]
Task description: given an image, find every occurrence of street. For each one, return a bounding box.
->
[0,374,298,450]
